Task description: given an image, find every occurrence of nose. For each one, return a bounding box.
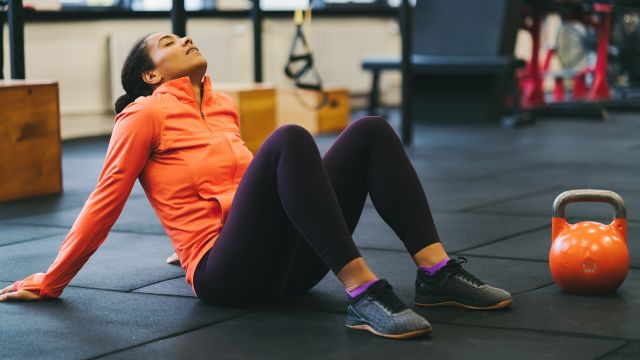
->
[181,36,193,47]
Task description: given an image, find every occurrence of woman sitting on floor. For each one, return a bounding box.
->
[0,32,511,339]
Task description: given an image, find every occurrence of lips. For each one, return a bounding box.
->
[186,46,199,55]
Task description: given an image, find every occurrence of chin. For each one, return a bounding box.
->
[180,61,207,80]
[193,58,208,74]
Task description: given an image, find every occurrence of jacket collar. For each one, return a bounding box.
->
[153,75,214,108]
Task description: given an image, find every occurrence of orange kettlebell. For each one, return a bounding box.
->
[551,189,629,294]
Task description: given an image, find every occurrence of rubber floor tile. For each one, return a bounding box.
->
[0,223,67,246]
[0,281,246,360]
[133,276,195,298]
[599,341,640,359]
[462,224,640,269]
[472,187,640,222]
[451,270,640,339]
[0,232,183,291]
[101,310,624,360]
[10,195,165,235]
[354,207,549,252]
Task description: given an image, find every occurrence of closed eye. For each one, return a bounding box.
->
[164,41,174,47]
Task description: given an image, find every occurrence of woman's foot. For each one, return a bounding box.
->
[414,257,512,310]
[346,279,432,339]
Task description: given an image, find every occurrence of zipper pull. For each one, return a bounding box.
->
[200,111,205,119]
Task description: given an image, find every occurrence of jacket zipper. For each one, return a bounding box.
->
[188,80,238,182]
[186,80,212,133]
[199,108,213,133]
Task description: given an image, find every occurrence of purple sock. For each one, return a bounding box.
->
[346,279,379,298]
[419,258,450,276]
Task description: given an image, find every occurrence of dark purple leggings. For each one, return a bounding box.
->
[193,116,440,305]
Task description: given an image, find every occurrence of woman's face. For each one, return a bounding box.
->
[143,32,208,86]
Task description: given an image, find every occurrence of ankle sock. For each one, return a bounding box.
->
[419,258,450,276]
[347,279,379,298]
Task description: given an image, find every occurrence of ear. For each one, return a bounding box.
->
[142,69,162,86]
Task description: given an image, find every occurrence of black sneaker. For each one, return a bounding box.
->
[415,257,512,310]
[346,279,432,339]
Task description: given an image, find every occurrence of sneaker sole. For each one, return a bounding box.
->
[415,298,512,310]
[346,324,432,339]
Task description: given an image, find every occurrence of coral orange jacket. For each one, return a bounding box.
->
[13,75,254,298]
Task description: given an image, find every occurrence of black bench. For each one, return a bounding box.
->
[362,55,526,115]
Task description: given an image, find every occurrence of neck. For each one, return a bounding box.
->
[190,75,204,108]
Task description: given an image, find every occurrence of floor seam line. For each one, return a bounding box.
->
[356,246,553,265]
[0,222,71,230]
[0,232,69,248]
[457,185,563,213]
[511,281,556,296]
[1,283,197,300]
[451,223,552,253]
[127,275,187,293]
[86,311,253,360]
[452,253,549,264]
[442,322,637,342]
[278,307,637,342]
[594,340,633,359]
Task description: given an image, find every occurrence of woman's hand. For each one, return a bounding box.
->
[166,252,180,265]
[0,284,40,302]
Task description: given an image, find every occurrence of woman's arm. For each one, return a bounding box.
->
[1,99,162,301]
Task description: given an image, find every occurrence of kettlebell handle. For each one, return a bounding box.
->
[553,189,626,219]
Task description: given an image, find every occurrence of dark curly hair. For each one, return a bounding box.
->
[114,34,155,114]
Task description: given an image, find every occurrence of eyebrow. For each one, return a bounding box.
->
[156,35,175,47]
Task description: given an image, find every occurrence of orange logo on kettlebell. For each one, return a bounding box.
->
[581,259,597,274]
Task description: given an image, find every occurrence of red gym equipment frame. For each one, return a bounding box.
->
[519,2,613,109]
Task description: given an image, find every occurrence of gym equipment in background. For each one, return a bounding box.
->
[0,1,6,80]
[215,84,277,154]
[551,189,629,294]
[277,86,349,135]
[520,0,640,118]
[610,2,640,97]
[283,4,329,110]
[362,0,525,129]
[0,81,62,202]
[520,1,614,109]
[1,0,25,79]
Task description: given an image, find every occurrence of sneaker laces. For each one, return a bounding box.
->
[368,282,407,314]
[447,257,485,287]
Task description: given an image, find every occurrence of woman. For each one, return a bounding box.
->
[0,33,512,339]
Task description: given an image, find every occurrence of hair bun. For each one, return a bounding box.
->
[114,93,136,114]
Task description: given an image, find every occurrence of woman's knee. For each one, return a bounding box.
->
[351,116,395,134]
[269,124,317,151]
[350,116,396,139]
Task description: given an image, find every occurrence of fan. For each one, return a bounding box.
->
[556,22,594,70]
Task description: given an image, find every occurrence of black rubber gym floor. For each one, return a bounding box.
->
[1,109,639,359]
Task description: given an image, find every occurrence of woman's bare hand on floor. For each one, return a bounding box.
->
[0,284,39,302]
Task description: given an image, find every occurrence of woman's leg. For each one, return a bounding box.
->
[194,121,431,339]
[193,124,374,305]
[283,117,511,311]
[282,116,447,296]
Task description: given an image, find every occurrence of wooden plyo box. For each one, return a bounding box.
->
[277,87,350,134]
[0,81,62,202]
[216,83,276,154]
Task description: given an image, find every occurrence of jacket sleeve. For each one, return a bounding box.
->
[12,98,162,299]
